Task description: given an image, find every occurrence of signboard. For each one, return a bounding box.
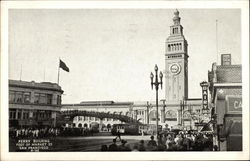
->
[221,54,231,66]
[226,95,242,114]
[200,81,209,110]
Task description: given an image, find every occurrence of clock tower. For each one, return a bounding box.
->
[165,10,188,103]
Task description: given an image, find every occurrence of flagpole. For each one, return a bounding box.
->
[57,58,60,85]
[216,20,218,64]
[43,68,46,82]
[20,64,22,81]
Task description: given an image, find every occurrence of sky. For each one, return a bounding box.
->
[9,9,241,104]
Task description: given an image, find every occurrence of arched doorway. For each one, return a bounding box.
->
[149,110,160,121]
[84,123,88,128]
[78,123,82,128]
[165,110,177,120]
[90,122,99,132]
[183,111,191,119]
[107,124,111,132]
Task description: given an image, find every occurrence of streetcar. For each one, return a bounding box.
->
[111,123,162,135]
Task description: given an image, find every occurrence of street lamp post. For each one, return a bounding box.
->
[146,101,152,126]
[150,64,163,140]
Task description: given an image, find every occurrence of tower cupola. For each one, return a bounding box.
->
[173,9,181,25]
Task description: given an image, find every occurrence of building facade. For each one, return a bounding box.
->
[61,101,133,130]
[208,59,242,151]
[9,80,63,127]
[62,99,202,131]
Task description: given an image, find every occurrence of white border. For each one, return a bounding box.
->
[1,1,249,160]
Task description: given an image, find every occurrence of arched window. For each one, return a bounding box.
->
[180,43,182,50]
[168,44,171,51]
[165,110,177,118]
[149,110,160,121]
[183,111,191,119]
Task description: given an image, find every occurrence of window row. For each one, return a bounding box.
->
[9,109,52,120]
[167,43,182,52]
[167,54,182,59]
[9,91,31,103]
[137,110,144,115]
[74,116,118,122]
[34,93,52,104]
[172,27,179,34]
[9,90,61,105]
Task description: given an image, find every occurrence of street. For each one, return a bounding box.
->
[9,134,151,152]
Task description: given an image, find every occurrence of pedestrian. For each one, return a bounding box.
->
[166,142,176,151]
[165,136,171,149]
[101,145,108,151]
[213,145,218,151]
[115,130,122,142]
[147,136,157,151]
[147,136,157,146]
[132,144,139,152]
[138,140,146,151]
[118,140,131,151]
[108,139,118,151]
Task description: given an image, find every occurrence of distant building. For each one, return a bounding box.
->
[9,80,63,127]
[62,99,202,131]
[208,60,242,151]
[61,101,133,130]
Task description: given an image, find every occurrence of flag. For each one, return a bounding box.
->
[59,59,69,72]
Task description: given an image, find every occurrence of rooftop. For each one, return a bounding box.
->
[208,63,242,84]
[63,101,134,106]
[9,79,63,92]
[216,65,242,83]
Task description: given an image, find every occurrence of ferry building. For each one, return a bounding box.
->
[62,10,203,130]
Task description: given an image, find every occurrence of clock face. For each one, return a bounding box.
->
[170,63,181,75]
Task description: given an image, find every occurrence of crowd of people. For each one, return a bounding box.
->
[9,127,98,138]
[10,126,215,151]
[59,127,95,136]
[101,131,214,151]
[9,127,60,138]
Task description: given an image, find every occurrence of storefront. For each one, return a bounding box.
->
[208,61,242,151]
